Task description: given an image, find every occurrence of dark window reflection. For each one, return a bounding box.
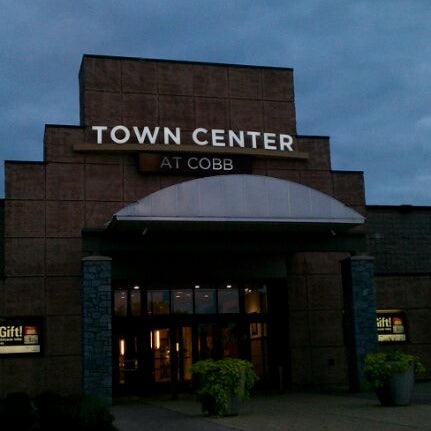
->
[195,289,216,314]
[172,289,193,314]
[130,290,141,317]
[244,284,267,314]
[147,290,170,315]
[114,290,128,317]
[218,288,239,313]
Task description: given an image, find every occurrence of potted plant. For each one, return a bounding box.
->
[364,350,425,406]
[191,358,258,417]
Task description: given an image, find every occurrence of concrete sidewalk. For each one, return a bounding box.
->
[113,382,431,431]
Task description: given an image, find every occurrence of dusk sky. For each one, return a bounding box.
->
[1,1,430,204]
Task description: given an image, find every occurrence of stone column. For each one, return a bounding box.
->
[81,256,112,404]
[341,256,378,391]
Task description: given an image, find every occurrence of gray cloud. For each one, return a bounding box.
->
[1,0,430,204]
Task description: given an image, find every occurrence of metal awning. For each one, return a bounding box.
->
[106,174,364,233]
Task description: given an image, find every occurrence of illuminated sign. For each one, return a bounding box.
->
[139,153,251,175]
[377,311,407,343]
[0,317,43,355]
[91,125,295,152]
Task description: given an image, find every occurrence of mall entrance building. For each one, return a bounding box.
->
[3,54,428,404]
[83,172,370,400]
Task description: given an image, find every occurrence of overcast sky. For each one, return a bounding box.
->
[1,1,430,204]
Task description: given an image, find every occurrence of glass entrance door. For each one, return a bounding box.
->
[197,322,240,360]
[149,326,193,384]
[176,326,193,382]
[113,282,271,395]
[115,325,193,393]
[151,328,171,383]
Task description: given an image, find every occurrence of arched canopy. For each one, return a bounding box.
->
[108,175,364,233]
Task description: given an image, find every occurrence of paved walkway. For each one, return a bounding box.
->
[113,382,431,431]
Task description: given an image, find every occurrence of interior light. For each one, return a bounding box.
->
[133,285,140,290]
[194,285,200,289]
[120,339,125,356]
[226,284,232,289]
[155,330,160,350]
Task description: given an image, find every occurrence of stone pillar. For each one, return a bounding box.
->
[341,256,378,391]
[82,256,112,404]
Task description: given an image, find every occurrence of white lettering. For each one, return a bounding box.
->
[188,157,199,169]
[184,157,235,171]
[211,129,226,147]
[212,158,223,170]
[228,130,245,148]
[377,317,392,328]
[279,134,294,151]
[199,157,211,170]
[192,128,208,146]
[160,156,173,169]
[111,125,130,144]
[263,133,277,150]
[92,125,296,153]
[133,126,159,144]
[172,156,182,168]
[92,126,108,144]
[164,127,181,145]
[224,158,234,170]
[247,131,261,149]
[160,156,183,169]
[0,325,22,338]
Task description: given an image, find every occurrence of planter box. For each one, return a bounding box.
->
[376,365,414,406]
[201,393,241,417]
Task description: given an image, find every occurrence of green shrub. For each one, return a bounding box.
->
[78,394,116,431]
[364,351,426,390]
[1,391,117,431]
[0,392,36,431]
[34,391,74,431]
[191,358,258,416]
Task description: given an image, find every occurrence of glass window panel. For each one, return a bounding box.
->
[250,323,268,379]
[195,289,216,314]
[218,288,239,313]
[177,326,193,381]
[222,323,239,357]
[245,284,267,314]
[198,323,217,360]
[114,290,128,317]
[147,290,170,315]
[130,290,141,317]
[151,328,171,382]
[172,289,193,314]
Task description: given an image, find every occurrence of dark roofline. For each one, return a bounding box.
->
[81,53,294,72]
[332,169,364,175]
[4,160,45,165]
[45,124,82,129]
[296,134,330,140]
[367,204,431,211]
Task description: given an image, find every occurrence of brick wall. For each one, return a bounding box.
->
[0,199,4,278]
[368,206,431,378]
[0,55,369,395]
[368,205,431,274]
[287,252,350,386]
